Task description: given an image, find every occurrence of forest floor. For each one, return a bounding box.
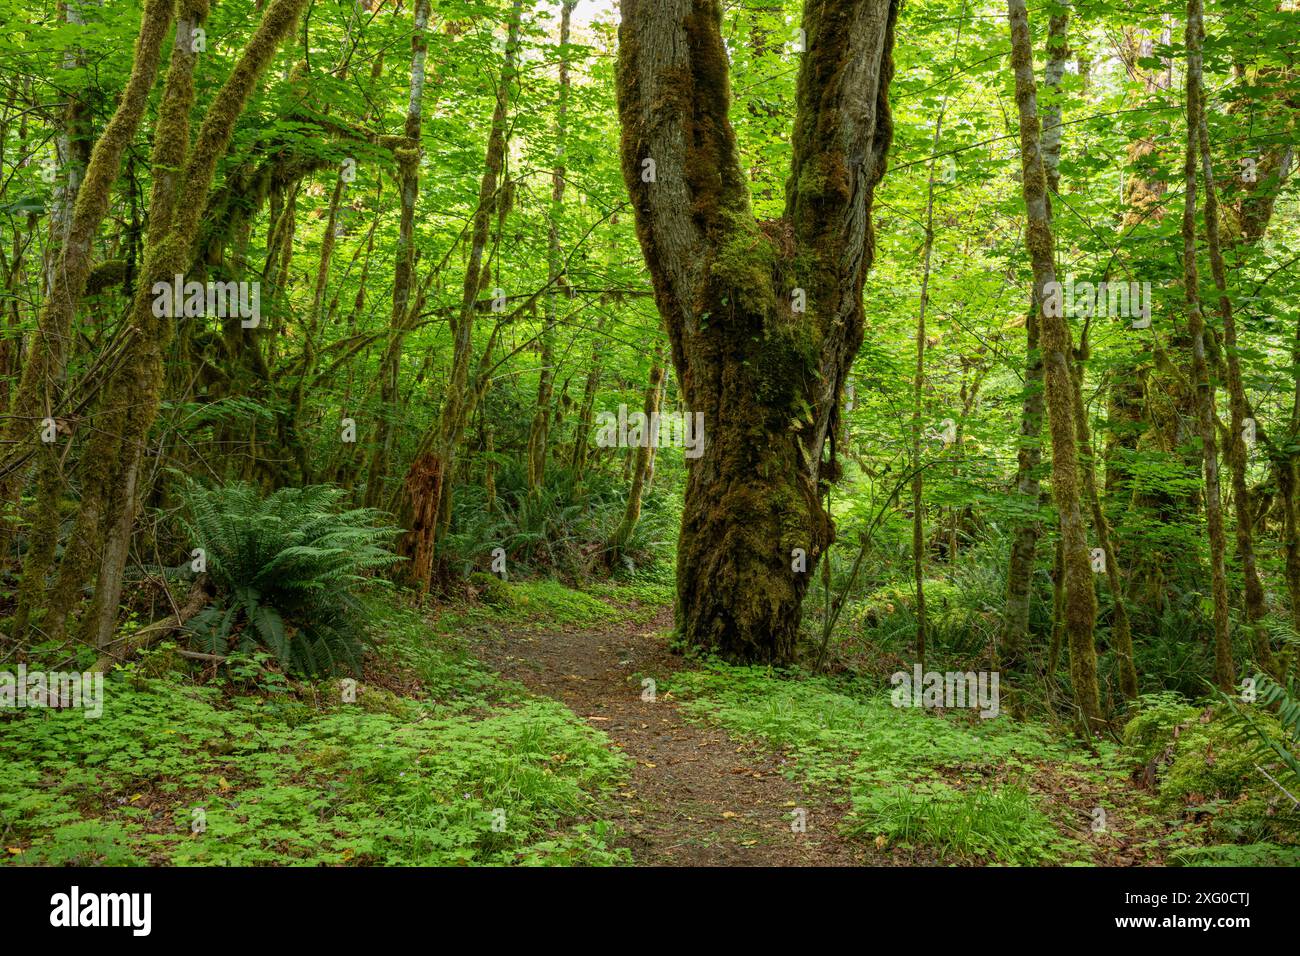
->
[468,593,1177,867]
[471,606,867,865]
[6,580,1290,867]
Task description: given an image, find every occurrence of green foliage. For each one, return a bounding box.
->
[180,482,401,676]
[1121,693,1202,769]
[848,783,1064,865]
[443,462,675,582]
[1122,692,1300,851]
[1219,666,1300,799]
[0,602,628,867]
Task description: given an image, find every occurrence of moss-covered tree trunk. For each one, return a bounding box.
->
[395,0,522,592]
[617,0,897,662]
[609,346,665,556]
[1001,7,1067,674]
[1181,0,1235,692]
[1070,352,1139,699]
[1006,0,1101,729]
[1195,90,1275,675]
[58,0,309,650]
[525,0,576,500]
[0,0,174,559]
[365,0,432,509]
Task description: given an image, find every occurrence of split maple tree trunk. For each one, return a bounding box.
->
[617,0,898,662]
[46,0,309,649]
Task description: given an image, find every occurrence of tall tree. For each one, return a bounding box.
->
[396,0,523,592]
[365,0,433,508]
[616,0,899,662]
[1006,0,1101,729]
[526,0,577,499]
[1182,0,1235,692]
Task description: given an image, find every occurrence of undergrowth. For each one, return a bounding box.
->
[0,599,629,866]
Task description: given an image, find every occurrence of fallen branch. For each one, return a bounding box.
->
[92,576,211,672]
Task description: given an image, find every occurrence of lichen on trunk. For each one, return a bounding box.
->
[617,0,898,662]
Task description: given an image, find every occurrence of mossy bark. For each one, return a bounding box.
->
[1070,353,1139,700]
[525,0,576,500]
[1002,304,1045,674]
[0,0,174,554]
[617,0,897,662]
[609,347,665,555]
[1181,0,1235,693]
[58,0,308,649]
[1006,0,1101,729]
[396,0,522,592]
[1002,9,1065,675]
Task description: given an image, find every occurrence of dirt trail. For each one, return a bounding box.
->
[471,609,867,866]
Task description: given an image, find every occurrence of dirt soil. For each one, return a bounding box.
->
[471,608,871,866]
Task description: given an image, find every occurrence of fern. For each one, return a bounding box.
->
[1218,663,1300,803]
[180,482,401,676]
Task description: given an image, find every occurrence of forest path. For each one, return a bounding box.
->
[470,607,870,866]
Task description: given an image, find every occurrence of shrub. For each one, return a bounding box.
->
[180,482,400,676]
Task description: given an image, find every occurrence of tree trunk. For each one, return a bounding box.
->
[1002,8,1067,673]
[0,0,174,552]
[1181,0,1234,692]
[570,314,607,480]
[365,0,432,509]
[609,346,665,555]
[395,0,523,592]
[1006,0,1101,729]
[71,0,309,650]
[617,0,897,663]
[1070,353,1139,699]
[1196,82,1276,675]
[911,107,947,670]
[526,0,576,499]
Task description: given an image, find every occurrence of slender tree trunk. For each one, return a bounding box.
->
[365,0,432,508]
[1070,354,1139,699]
[1182,0,1234,692]
[1002,8,1060,672]
[9,0,99,640]
[609,346,665,555]
[1196,83,1275,674]
[1006,0,1101,729]
[570,314,607,479]
[526,0,576,499]
[396,0,523,592]
[1002,9,1067,673]
[911,109,946,670]
[0,0,174,552]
